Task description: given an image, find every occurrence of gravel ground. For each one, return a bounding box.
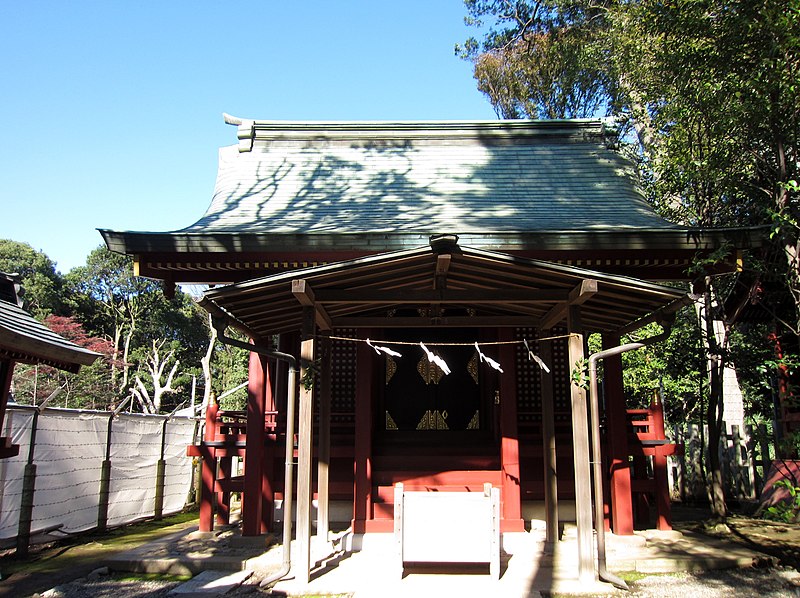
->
[587,567,800,598]
[31,566,800,598]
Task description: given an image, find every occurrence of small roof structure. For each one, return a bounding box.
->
[0,275,99,373]
[198,241,690,339]
[100,118,765,283]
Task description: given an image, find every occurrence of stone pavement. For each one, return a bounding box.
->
[104,520,773,597]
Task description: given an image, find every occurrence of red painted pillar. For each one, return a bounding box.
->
[352,333,374,533]
[602,333,634,535]
[499,329,525,532]
[242,351,267,536]
[216,454,231,526]
[0,359,16,456]
[651,393,672,530]
[199,397,219,532]
[0,359,14,432]
[261,360,275,533]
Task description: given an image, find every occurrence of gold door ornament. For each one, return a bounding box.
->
[386,355,397,384]
[416,409,449,430]
[417,354,446,385]
[468,351,480,385]
[466,410,480,430]
[385,411,398,430]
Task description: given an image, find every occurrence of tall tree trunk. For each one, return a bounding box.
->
[698,281,729,518]
[119,315,136,398]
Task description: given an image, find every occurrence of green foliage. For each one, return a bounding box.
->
[618,310,705,424]
[0,238,64,318]
[2,242,218,414]
[458,0,614,119]
[212,329,249,411]
[570,357,588,390]
[731,323,785,421]
[301,358,321,391]
[763,479,800,522]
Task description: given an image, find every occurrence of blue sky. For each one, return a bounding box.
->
[0,1,497,273]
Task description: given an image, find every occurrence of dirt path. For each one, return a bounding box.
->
[0,513,199,598]
[672,508,800,570]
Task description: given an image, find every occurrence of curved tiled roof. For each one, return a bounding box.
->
[0,299,100,373]
[181,119,676,235]
[99,118,767,283]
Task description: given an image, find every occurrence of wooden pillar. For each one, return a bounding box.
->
[216,455,231,526]
[0,359,16,456]
[651,393,672,530]
[242,351,267,536]
[0,359,13,432]
[317,333,332,542]
[567,306,595,583]
[538,335,559,549]
[261,361,275,533]
[199,398,219,532]
[352,331,374,533]
[296,307,316,584]
[602,333,634,535]
[499,328,525,532]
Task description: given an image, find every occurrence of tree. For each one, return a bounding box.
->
[66,247,166,400]
[0,239,64,318]
[460,0,800,517]
[457,0,614,119]
[130,339,181,414]
[10,315,115,409]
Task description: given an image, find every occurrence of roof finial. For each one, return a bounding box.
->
[223,113,244,126]
[429,234,459,254]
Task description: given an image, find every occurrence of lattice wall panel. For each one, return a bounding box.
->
[515,327,542,424]
[550,328,571,424]
[514,327,573,429]
[331,329,357,424]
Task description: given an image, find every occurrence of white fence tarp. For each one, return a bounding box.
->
[0,406,197,541]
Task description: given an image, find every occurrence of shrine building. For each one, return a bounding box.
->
[100,116,763,582]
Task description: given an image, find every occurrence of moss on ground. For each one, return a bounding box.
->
[0,509,198,580]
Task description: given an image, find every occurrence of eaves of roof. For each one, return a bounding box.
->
[0,300,101,373]
[99,226,769,256]
[198,244,691,339]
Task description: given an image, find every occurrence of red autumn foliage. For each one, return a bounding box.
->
[43,315,114,357]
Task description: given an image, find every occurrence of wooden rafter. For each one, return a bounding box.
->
[539,279,599,330]
[292,279,333,331]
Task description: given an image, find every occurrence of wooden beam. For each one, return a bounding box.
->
[292,279,333,331]
[315,289,568,304]
[432,254,451,316]
[317,333,332,543]
[352,331,375,533]
[567,306,595,583]
[295,307,316,584]
[434,253,451,288]
[570,279,599,302]
[334,316,546,328]
[538,336,558,551]
[603,332,634,535]
[242,352,266,536]
[499,329,524,532]
[539,279,598,329]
